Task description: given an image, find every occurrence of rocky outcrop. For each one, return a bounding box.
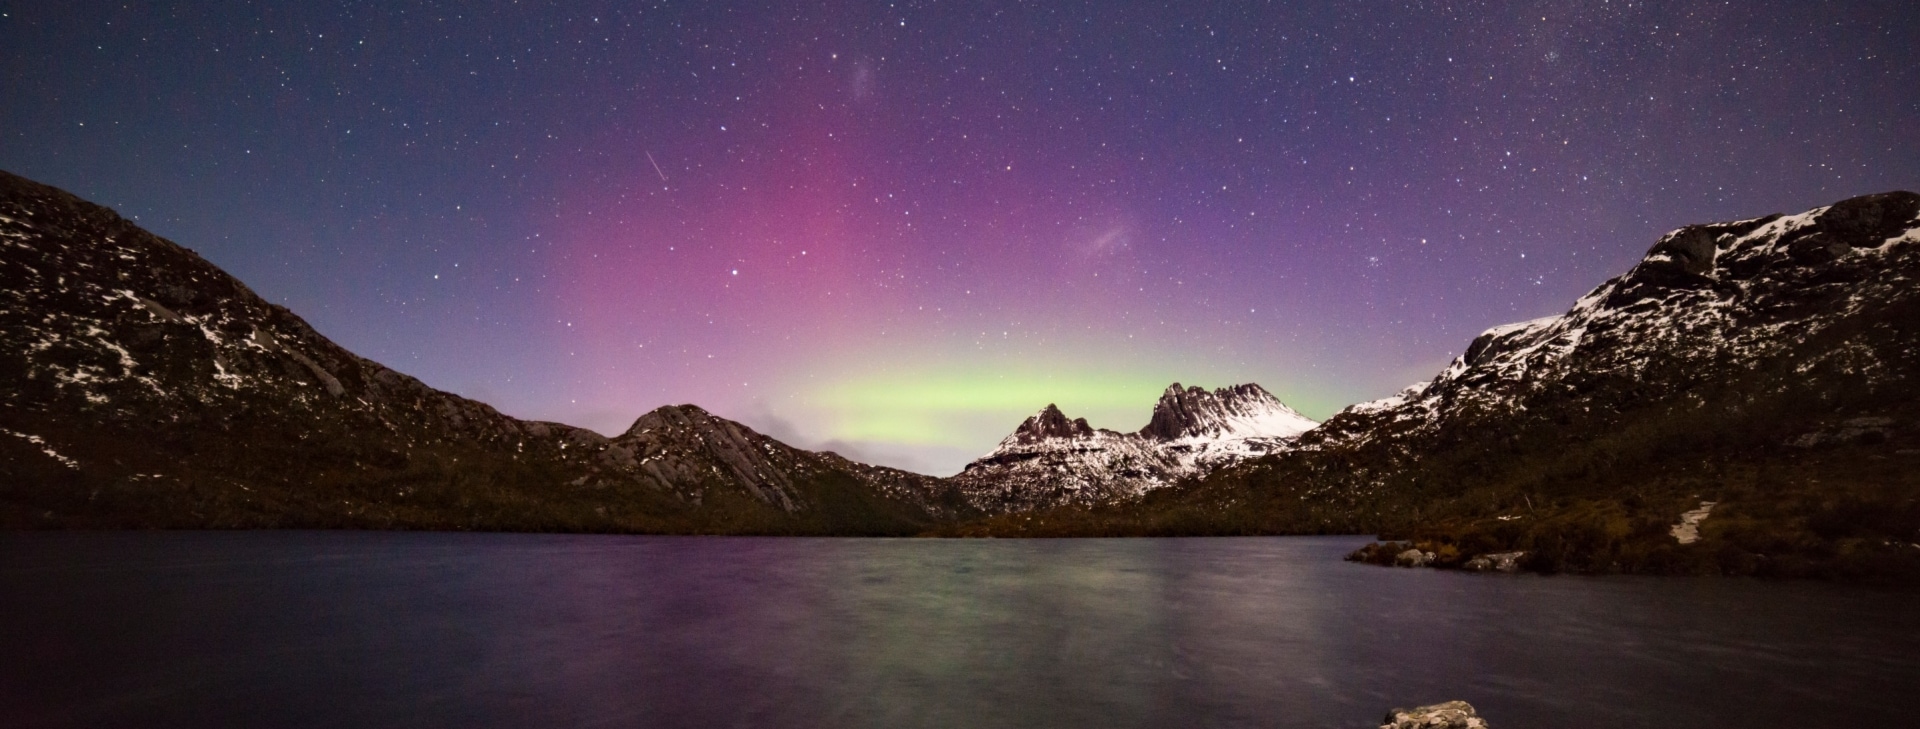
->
[1346,541,1531,574]
[1381,701,1489,729]
[1345,541,1529,573]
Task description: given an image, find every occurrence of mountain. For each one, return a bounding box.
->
[952,192,1920,578]
[0,170,964,533]
[951,383,1316,512]
[8,168,1918,577]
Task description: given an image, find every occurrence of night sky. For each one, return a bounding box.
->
[4,2,1916,475]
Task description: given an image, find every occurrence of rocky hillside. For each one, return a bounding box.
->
[951,383,1315,512]
[1319,191,1920,457]
[0,170,964,533]
[952,192,1920,579]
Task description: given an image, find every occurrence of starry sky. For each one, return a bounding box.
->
[4,1,1917,475]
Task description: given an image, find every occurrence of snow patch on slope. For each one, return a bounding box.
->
[2,429,80,469]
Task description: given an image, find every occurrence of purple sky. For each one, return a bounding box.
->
[4,1,1916,474]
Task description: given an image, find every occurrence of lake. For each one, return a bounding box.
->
[2,533,1914,728]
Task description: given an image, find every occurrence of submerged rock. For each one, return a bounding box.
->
[1381,700,1490,729]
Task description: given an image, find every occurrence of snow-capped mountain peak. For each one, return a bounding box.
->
[956,382,1318,512]
[1140,382,1318,441]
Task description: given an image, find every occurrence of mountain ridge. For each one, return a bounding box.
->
[0,169,964,533]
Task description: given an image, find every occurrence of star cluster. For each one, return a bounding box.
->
[3,1,1916,474]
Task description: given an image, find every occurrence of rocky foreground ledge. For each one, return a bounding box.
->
[1382,701,1490,729]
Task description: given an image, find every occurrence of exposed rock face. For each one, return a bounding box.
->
[953,383,1316,512]
[1381,701,1489,729]
[0,170,962,532]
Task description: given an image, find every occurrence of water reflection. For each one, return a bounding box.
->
[2,533,1915,728]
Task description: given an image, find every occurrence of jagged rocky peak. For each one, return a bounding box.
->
[1138,382,1317,441]
[622,403,725,437]
[1007,404,1097,444]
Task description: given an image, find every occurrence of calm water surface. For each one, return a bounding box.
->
[2,532,1915,728]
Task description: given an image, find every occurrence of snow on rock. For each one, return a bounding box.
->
[1347,382,1430,416]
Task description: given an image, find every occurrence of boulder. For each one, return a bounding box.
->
[1394,548,1435,568]
[1381,700,1490,729]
